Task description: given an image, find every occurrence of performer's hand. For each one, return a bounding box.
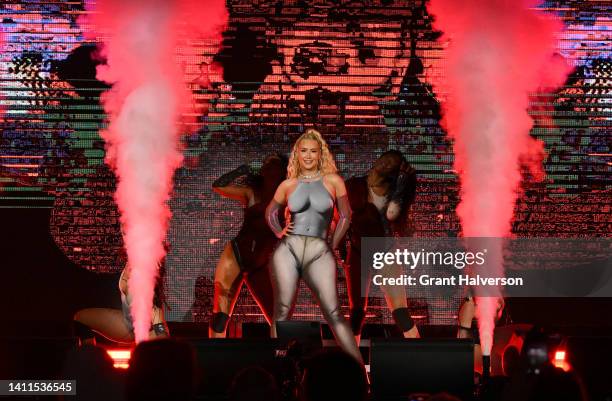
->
[281,219,294,237]
[399,161,415,175]
[386,161,415,222]
[496,297,505,321]
[386,200,401,221]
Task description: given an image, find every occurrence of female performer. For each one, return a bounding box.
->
[73,259,169,344]
[265,129,362,362]
[344,150,420,343]
[209,154,287,337]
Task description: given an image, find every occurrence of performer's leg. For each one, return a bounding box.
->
[303,238,363,363]
[457,297,505,374]
[345,246,368,343]
[210,243,244,338]
[74,308,134,344]
[244,265,275,326]
[269,237,300,337]
[382,263,419,338]
[457,296,504,337]
[457,297,475,339]
[457,297,483,373]
[73,318,97,346]
[76,307,169,343]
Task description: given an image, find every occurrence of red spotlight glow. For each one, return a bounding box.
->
[107,349,132,369]
[553,349,571,372]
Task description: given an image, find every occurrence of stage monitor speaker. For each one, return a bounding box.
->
[276,320,322,353]
[0,337,78,379]
[370,338,474,401]
[241,322,270,338]
[188,338,280,400]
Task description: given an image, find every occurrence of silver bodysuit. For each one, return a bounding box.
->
[287,178,334,238]
[266,177,361,362]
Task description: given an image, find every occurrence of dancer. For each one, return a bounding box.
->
[457,295,505,372]
[344,150,420,342]
[265,128,362,362]
[209,154,287,337]
[73,257,169,344]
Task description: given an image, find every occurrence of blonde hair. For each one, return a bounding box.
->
[287,129,338,179]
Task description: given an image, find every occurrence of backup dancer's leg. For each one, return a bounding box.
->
[244,265,275,326]
[382,264,420,338]
[457,297,476,339]
[74,308,134,344]
[74,308,168,343]
[210,243,245,338]
[345,246,368,342]
[302,237,363,363]
[269,237,300,337]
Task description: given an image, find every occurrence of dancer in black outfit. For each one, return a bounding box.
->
[344,150,420,343]
[209,154,287,337]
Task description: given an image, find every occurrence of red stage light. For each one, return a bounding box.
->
[107,349,132,369]
[553,349,571,372]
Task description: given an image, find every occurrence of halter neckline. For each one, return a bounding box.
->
[297,175,323,183]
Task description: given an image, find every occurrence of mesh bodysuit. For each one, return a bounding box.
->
[266,177,361,362]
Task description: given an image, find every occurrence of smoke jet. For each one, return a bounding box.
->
[0,27,4,116]
[83,0,227,341]
[428,0,570,355]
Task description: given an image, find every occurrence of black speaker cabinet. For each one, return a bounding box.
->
[187,338,281,400]
[370,338,474,401]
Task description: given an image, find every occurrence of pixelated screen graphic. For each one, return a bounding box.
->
[0,0,609,325]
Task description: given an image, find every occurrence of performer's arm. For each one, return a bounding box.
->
[212,164,254,204]
[332,195,352,250]
[387,162,416,221]
[330,175,352,250]
[266,180,290,238]
[119,266,129,295]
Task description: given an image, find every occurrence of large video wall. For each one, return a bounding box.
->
[0,1,609,325]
